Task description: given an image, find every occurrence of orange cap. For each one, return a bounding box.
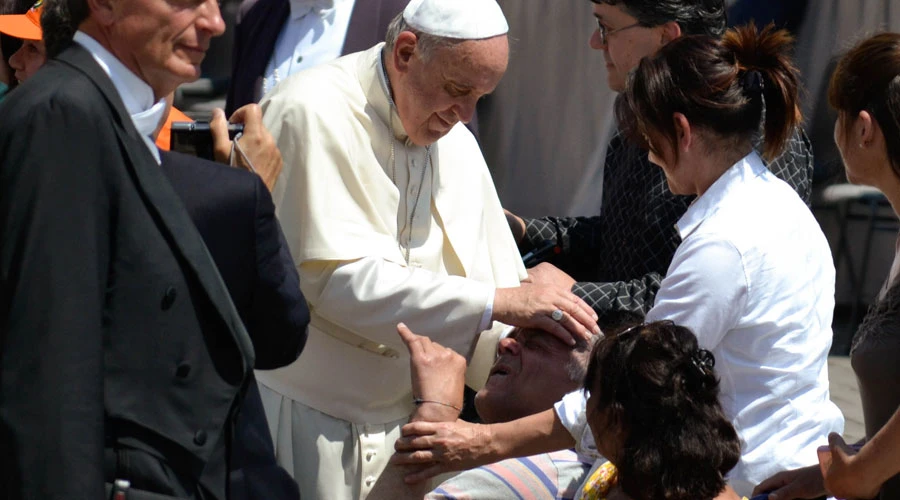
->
[0,0,43,41]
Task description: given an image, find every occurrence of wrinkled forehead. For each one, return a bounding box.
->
[428,35,508,86]
[507,327,573,349]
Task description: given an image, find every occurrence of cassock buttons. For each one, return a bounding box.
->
[193,430,207,446]
[161,286,177,310]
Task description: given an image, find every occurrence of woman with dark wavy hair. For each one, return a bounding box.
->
[580,321,742,500]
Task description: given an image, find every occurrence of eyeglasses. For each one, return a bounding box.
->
[596,19,643,46]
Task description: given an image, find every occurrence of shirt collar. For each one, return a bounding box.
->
[676,151,767,239]
[372,44,413,144]
[288,0,336,20]
[73,31,167,162]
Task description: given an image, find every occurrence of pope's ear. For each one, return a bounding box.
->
[392,31,419,74]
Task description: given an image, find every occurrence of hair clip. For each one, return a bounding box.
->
[741,70,765,95]
[691,348,715,376]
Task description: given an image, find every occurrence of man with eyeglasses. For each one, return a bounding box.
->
[504,0,814,321]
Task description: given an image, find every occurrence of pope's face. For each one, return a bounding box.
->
[9,39,45,83]
[394,34,508,146]
[105,0,225,99]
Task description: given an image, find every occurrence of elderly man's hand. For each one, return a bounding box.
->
[391,420,496,483]
[397,323,466,423]
[524,262,577,290]
[752,465,826,500]
[210,105,282,192]
[493,284,599,346]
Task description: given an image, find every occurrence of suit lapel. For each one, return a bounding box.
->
[55,44,256,375]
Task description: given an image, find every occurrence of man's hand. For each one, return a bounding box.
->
[391,420,496,483]
[525,262,576,290]
[396,323,466,423]
[823,433,881,500]
[752,465,826,500]
[493,284,599,346]
[504,209,526,244]
[210,105,282,192]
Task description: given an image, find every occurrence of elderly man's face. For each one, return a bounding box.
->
[105,0,225,98]
[475,328,588,424]
[393,34,508,146]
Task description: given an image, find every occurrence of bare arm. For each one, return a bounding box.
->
[390,408,575,484]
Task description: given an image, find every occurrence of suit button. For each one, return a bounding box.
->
[161,286,177,310]
[193,430,207,446]
[175,363,191,379]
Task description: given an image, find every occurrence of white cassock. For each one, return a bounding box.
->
[259,42,526,500]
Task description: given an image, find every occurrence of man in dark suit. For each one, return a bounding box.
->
[225,0,407,115]
[160,149,308,500]
[0,0,265,496]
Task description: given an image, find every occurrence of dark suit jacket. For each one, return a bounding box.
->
[0,43,253,500]
[225,0,407,115]
[159,151,308,500]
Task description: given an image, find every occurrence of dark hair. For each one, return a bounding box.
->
[40,0,77,58]
[591,0,726,38]
[583,321,741,500]
[829,32,900,179]
[617,23,801,163]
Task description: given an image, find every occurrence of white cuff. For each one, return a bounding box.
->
[477,288,495,332]
[554,389,600,462]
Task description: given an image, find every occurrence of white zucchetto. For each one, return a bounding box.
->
[403,0,509,40]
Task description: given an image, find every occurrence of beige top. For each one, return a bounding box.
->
[259,43,526,424]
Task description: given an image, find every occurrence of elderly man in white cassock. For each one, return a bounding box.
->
[258,0,600,498]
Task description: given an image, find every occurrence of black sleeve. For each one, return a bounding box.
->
[246,176,309,369]
[0,94,113,498]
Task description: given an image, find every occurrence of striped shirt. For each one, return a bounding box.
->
[427,450,592,500]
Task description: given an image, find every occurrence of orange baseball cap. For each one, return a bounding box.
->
[0,0,43,41]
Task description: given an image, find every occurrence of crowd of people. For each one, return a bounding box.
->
[0,0,899,499]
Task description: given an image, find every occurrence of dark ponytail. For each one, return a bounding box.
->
[617,23,802,163]
[723,23,802,160]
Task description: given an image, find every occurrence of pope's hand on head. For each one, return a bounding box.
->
[492,284,599,346]
[210,105,282,192]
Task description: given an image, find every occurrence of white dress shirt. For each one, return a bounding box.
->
[260,0,356,98]
[556,152,844,497]
[73,31,167,164]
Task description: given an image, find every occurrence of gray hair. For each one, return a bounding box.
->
[384,12,464,61]
[566,334,602,384]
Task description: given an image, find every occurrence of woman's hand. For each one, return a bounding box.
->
[391,420,497,483]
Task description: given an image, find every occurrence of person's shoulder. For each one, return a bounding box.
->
[161,151,264,200]
[265,51,365,109]
[0,61,100,124]
[428,454,569,499]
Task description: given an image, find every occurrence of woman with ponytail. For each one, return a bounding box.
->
[617,23,842,495]
[390,24,842,499]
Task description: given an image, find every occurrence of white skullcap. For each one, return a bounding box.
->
[403,0,509,40]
